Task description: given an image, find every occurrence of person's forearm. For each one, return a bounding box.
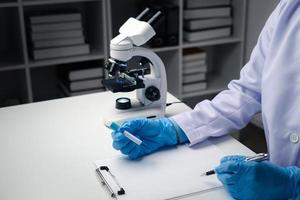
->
[171,87,261,145]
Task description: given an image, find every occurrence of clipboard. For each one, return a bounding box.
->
[95,140,224,200]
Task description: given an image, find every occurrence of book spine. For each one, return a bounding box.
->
[184,17,233,31]
[31,22,82,33]
[184,7,231,20]
[33,37,85,48]
[30,13,81,24]
[69,68,104,81]
[184,27,231,42]
[33,44,90,60]
[185,0,231,9]
[183,82,207,93]
[183,53,207,62]
[183,59,206,68]
[183,65,208,75]
[183,73,206,84]
[59,81,105,97]
[32,30,83,41]
[69,79,104,91]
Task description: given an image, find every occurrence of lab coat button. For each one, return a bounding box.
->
[289,133,299,144]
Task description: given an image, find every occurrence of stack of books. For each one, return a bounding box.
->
[58,65,105,97]
[146,3,179,47]
[182,48,208,94]
[183,0,233,42]
[29,12,90,60]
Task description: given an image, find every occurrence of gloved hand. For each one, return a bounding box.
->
[215,155,300,200]
[111,118,188,160]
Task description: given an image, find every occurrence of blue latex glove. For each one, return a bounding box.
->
[111,118,188,160]
[215,155,300,200]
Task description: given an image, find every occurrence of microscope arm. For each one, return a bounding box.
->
[132,47,166,79]
[131,47,167,110]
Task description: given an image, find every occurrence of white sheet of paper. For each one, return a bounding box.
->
[94,140,224,200]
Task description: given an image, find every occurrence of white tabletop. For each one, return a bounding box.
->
[0,92,254,200]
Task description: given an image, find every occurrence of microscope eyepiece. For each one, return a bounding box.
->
[135,7,163,26]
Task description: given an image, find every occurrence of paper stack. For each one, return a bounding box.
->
[183,0,233,42]
[29,12,90,60]
[58,63,105,97]
[182,48,208,94]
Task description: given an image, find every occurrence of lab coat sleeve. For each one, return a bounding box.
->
[171,1,286,145]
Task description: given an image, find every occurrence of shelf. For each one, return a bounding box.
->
[181,73,229,98]
[21,0,101,6]
[182,0,246,49]
[23,0,105,63]
[31,59,104,102]
[31,65,61,102]
[0,64,26,72]
[152,45,180,53]
[181,41,244,99]
[182,37,242,48]
[0,0,247,107]
[0,7,24,68]
[28,52,105,68]
[0,2,18,8]
[0,69,28,107]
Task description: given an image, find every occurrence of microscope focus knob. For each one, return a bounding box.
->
[145,86,161,102]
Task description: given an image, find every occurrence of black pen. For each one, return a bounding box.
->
[201,153,268,176]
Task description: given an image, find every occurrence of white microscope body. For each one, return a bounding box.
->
[102,8,167,122]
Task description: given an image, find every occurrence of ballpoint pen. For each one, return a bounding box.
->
[200,153,269,176]
[104,120,143,145]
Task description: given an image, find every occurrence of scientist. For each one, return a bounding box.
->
[111,0,300,199]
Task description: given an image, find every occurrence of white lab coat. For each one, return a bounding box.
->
[172,0,300,167]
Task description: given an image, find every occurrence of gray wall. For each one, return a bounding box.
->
[244,0,279,62]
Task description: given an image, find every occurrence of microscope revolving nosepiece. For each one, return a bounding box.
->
[105,58,128,76]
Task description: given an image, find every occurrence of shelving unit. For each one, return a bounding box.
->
[0,0,107,106]
[0,69,28,106]
[0,0,247,107]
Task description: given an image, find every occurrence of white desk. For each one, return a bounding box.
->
[0,92,254,200]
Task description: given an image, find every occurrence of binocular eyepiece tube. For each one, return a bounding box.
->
[135,7,162,24]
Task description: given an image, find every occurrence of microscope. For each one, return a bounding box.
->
[102,8,167,122]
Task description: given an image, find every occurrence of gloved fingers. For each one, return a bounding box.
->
[112,139,130,150]
[215,161,245,186]
[215,161,240,174]
[111,130,130,142]
[112,131,131,150]
[222,185,240,200]
[121,118,148,133]
[217,173,236,185]
[120,142,137,155]
[142,136,160,147]
[127,146,143,160]
[221,155,247,164]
